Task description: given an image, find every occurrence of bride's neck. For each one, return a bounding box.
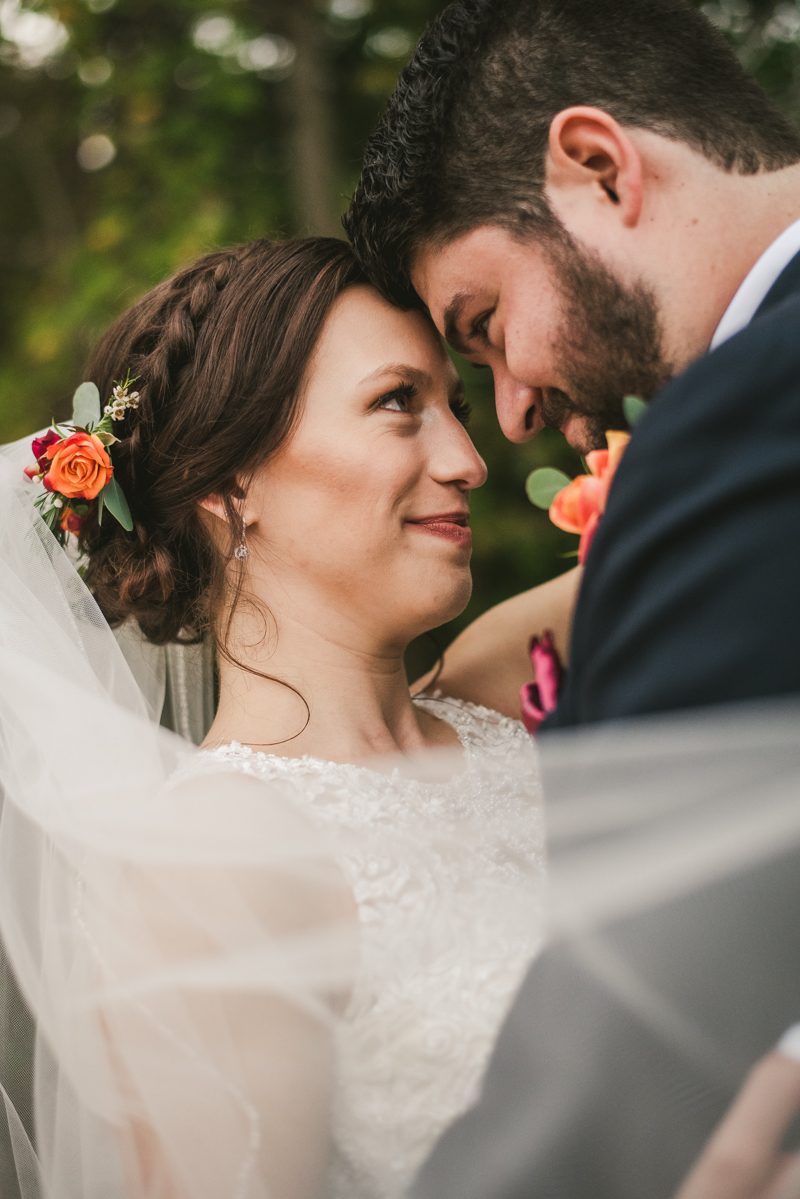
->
[202,604,455,763]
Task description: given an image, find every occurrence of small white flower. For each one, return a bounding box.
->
[53,498,63,508]
[105,378,140,421]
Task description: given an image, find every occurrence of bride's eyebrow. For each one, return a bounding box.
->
[358,364,431,388]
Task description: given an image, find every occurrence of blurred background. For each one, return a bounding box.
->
[1,0,799,668]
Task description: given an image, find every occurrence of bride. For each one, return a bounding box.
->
[0,236,577,1199]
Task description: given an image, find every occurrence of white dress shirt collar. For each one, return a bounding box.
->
[710,216,800,351]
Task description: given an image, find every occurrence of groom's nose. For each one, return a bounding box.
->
[492,367,541,444]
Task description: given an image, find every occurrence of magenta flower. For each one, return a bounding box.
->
[32,430,61,469]
[520,630,563,735]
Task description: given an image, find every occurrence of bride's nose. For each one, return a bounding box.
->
[428,421,488,491]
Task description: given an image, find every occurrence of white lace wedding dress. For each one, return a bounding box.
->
[183,695,545,1199]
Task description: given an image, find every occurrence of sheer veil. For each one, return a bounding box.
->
[0,435,360,1199]
[0,429,799,1198]
[112,612,215,747]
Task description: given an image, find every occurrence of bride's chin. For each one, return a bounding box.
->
[411,575,472,631]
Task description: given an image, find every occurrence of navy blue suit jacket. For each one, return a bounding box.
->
[550,248,800,726]
[411,251,800,1199]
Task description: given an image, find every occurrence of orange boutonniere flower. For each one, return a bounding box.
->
[519,400,647,734]
[525,397,647,566]
[548,431,630,563]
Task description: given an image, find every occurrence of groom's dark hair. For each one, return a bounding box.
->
[345,0,800,306]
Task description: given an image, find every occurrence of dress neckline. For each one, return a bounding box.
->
[198,695,494,781]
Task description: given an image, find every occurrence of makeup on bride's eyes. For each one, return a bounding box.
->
[374,382,472,427]
[375,382,418,413]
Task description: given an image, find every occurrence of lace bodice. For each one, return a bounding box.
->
[184,697,545,1199]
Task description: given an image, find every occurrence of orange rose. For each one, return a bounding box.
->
[549,430,631,564]
[45,432,112,500]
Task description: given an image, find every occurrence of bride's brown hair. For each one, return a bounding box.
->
[80,237,365,646]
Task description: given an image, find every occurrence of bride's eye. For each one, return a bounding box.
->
[376,383,417,413]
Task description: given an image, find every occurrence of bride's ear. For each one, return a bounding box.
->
[199,494,231,524]
[198,494,256,529]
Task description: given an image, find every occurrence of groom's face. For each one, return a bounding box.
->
[412,224,674,453]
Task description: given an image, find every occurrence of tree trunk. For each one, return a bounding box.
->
[275,0,343,239]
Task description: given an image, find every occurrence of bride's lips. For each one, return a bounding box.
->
[405,511,472,548]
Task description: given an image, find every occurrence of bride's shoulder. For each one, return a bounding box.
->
[413,693,534,754]
[170,741,333,788]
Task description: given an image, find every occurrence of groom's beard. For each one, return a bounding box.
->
[539,231,674,452]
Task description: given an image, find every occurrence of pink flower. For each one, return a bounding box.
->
[31,430,61,469]
[59,507,84,534]
[549,430,631,564]
[520,631,563,735]
[24,431,63,484]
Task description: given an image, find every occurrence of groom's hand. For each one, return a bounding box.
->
[675,1053,800,1199]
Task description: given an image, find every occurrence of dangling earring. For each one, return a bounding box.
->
[234,517,249,561]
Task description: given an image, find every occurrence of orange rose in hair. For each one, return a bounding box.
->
[45,432,112,500]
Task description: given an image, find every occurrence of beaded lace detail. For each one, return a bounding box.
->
[184,697,545,1199]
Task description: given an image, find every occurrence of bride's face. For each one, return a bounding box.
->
[245,284,487,649]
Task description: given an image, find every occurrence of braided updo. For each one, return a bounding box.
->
[80,237,366,645]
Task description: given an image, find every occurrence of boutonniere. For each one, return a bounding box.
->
[518,397,647,734]
[24,376,137,545]
[525,396,646,564]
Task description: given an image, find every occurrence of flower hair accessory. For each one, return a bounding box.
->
[24,375,138,545]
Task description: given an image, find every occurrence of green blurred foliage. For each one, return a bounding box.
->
[1,0,799,670]
[0,0,441,438]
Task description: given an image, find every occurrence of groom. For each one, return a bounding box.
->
[345,0,800,1194]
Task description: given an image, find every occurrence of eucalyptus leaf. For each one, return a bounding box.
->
[525,467,572,510]
[72,382,102,430]
[101,476,133,531]
[623,394,648,428]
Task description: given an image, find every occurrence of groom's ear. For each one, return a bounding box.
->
[544,106,643,229]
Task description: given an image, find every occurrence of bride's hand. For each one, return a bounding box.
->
[675,1052,800,1199]
[412,566,581,720]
